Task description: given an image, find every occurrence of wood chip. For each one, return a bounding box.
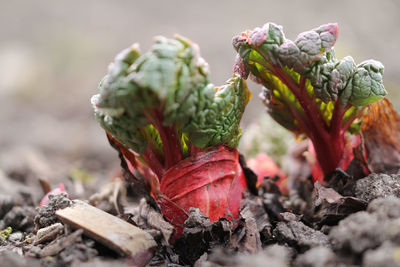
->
[55,200,157,258]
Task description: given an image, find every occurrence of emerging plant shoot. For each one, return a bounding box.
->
[233,23,386,181]
[92,36,250,235]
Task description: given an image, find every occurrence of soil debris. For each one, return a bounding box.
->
[366,195,400,220]
[355,173,400,202]
[173,208,232,265]
[228,205,262,254]
[200,244,292,267]
[240,195,273,245]
[89,177,126,215]
[313,183,367,226]
[41,228,84,257]
[330,196,400,260]
[8,232,24,243]
[362,241,400,267]
[130,198,174,245]
[295,246,338,267]
[34,222,64,245]
[273,220,329,252]
[34,193,71,229]
[0,250,41,267]
[329,211,384,254]
[1,206,36,232]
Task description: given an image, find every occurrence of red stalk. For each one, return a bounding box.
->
[149,109,183,170]
[142,147,165,179]
[254,52,357,176]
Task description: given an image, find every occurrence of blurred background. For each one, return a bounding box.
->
[1,0,399,191]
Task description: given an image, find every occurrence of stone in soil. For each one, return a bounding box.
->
[355,173,400,202]
[273,220,329,252]
[34,223,64,245]
[34,193,71,229]
[8,232,24,243]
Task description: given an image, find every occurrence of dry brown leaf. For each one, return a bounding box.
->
[361,98,400,173]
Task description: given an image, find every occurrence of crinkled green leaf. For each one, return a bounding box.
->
[92,36,249,159]
[233,22,387,135]
[342,60,386,106]
[233,22,387,109]
[182,74,251,148]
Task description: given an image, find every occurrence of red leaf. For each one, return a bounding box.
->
[158,146,246,236]
[246,153,287,194]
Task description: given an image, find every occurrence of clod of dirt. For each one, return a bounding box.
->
[1,206,36,232]
[366,195,400,220]
[273,221,329,252]
[201,244,291,267]
[295,246,338,267]
[235,244,291,267]
[330,196,400,256]
[329,211,383,254]
[355,173,400,202]
[34,193,71,229]
[363,241,400,267]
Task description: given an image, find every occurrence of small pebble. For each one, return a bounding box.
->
[34,223,64,245]
[8,232,23,242]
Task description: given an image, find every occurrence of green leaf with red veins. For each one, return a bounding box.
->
[233,22,387,177]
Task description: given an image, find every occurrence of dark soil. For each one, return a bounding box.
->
[1,161,400,267]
